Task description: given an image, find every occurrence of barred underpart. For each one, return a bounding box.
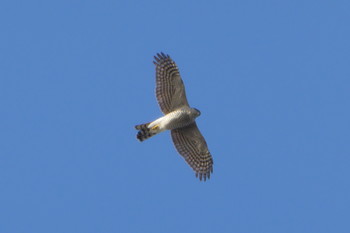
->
[153,53,189,114]
[135,52,214,181]
[171,122,213,181]
[135,123,156,141]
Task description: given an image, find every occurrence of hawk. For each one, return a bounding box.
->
[135,53,213,181]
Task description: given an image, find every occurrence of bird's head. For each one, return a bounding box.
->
[193,108,201,117]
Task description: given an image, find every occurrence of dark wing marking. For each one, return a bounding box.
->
[153,53,189,114]
[171,122,213,181]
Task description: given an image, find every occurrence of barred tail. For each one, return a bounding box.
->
[135,123,158,142]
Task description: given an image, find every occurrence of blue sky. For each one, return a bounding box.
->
[1,0,350,232]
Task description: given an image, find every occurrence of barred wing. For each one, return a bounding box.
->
[154,53,189,114]
[171,123,213,181]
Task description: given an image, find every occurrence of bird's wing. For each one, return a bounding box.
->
[171,122,213,181]
[154,53,189,114]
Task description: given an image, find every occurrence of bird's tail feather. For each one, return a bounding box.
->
[135,122,158,141]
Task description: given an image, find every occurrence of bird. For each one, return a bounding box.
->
[135,52,213,181]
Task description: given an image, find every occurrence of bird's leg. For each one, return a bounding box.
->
[151,125,159,130]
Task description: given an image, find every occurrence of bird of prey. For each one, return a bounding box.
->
[135,53,213,181]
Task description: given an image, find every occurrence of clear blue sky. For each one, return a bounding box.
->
[1,1,349,232]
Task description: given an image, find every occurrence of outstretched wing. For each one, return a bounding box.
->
[154,53,189,114]
[171,122,213,181]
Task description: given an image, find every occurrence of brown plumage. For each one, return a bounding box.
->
[135,53,213,181]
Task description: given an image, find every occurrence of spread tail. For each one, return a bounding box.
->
[135,122,158,142]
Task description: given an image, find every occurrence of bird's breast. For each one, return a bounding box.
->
[162,109,194,130]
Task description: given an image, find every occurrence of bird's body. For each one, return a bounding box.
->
[135,53,213,181]
[136,107,200,141]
